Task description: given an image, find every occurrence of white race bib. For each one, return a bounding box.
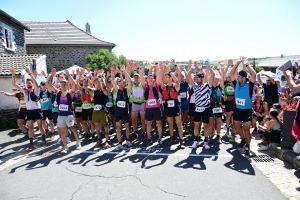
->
[59,104,69,111]
[180,92,187,98]
[106,102,113,107]
[134,96,142,101]
[41,98,49,103]
[167,100,175,107]
[227,86,234,92]
[53,101,58,108]
[117,101,126,108]
[212,107,222,114]
[20,102,26,107]
[195,107,205,112]
[236,98,245,106]
[75,107,82,112]
[147,99,157,106]
[82,103,91,109]
[94,104,102,111]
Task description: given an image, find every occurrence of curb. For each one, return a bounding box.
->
[268,143,300,170]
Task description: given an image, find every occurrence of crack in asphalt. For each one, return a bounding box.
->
[70,178,93,200]
[157,187,187,198]
[18,196,38,200]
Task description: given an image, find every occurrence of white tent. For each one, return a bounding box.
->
[56,65,89,74]
[257,70,276,78]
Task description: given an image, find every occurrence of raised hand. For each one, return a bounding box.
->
[219,61,224,66]
[64,69,70,76]
[228,59,233,66]
[24,66,30,74]
[76,68,80,75]
[41,70,47,77]
[165,60,169,66]
[10,67,16,75]
[188,60,192,66]
[33,70,38,77]
[242,57,248,65]
[51,68,56,76]
[121,65,126,71]
[80,68,85,75]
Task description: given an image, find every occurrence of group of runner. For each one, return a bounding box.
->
[3,56,281,157]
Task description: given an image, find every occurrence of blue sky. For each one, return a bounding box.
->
[2,0,300,61]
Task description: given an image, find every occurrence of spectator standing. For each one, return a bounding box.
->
[257,73,278,111]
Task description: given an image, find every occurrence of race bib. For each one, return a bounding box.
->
[236,98,245,106]
[117,101,126,108]
[106,102,113,107]
[195,107,205,112]
[53,101,58,108]
[75,107,82,112]
[226,86,234,92]
[212,107,222,114]
[147,99,157,106]
[83,103,91,109]
[134,96,142,101]
[41,98,49,103]
[59,104,69,111]
[20,102,26,107]
[180,92,187,98]
[94,104,102,111]
[167,100,175,107]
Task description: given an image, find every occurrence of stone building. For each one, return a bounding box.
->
[0,10,47,125]
[22,21,116,72]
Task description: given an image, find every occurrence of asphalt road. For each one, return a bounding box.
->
[0,127,287,200]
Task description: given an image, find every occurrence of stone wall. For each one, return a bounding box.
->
[26,46,108,72]
[0,108,18,127]
[0,16,26,55]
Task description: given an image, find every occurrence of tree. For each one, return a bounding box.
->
[255,66,264,73]
[86,49,129,71]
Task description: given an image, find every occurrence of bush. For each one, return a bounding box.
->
[255,66,264,73]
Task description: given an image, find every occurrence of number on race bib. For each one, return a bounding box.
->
[59,104,69,111]
[20,102,26,107]
[212,107,222,114]
[117,101,126,108]
[180,92,187,98]
[195,107,205,112]
[147,99,157,106]
[41,98,49,103]
[227,86,234,92]
[75,107,82,112]
[106,102,113,107]
[236,98,245,106]
[83,103,91,109]
[94,104,102,111]
[167,100,175,107]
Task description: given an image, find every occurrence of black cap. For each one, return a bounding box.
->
[239,71,247,78]
[196,73,204,78]
[272,103,281,109]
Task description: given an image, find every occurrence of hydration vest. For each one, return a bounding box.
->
[144,84,159,100]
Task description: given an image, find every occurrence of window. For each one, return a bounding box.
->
[2,23,15,51]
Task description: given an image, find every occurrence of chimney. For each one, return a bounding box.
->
[85,22,91,34]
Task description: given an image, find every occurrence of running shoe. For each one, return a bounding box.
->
[115,144,124,151]
[191,141,198,148]
[179,141,185,149]
[226,133,232,138]
[126,140,132,147]
[204,142,210,150]
[26,145,34,152]
[237,140,246,148]
[243,149,251,157]
[76,141,82,150]
[252,127,258,134]
[223,125,228,132]
[66,137,71,144]
[78,131,84,139]
[158,139,163,147]
[56,138,62,145]
[94,140,102,148]
[168,139,176,146]
[216,136,221,144]
[146,139,153,147]
[61,146,69,154]
[257,145,268,151]
[84,133,90,141]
